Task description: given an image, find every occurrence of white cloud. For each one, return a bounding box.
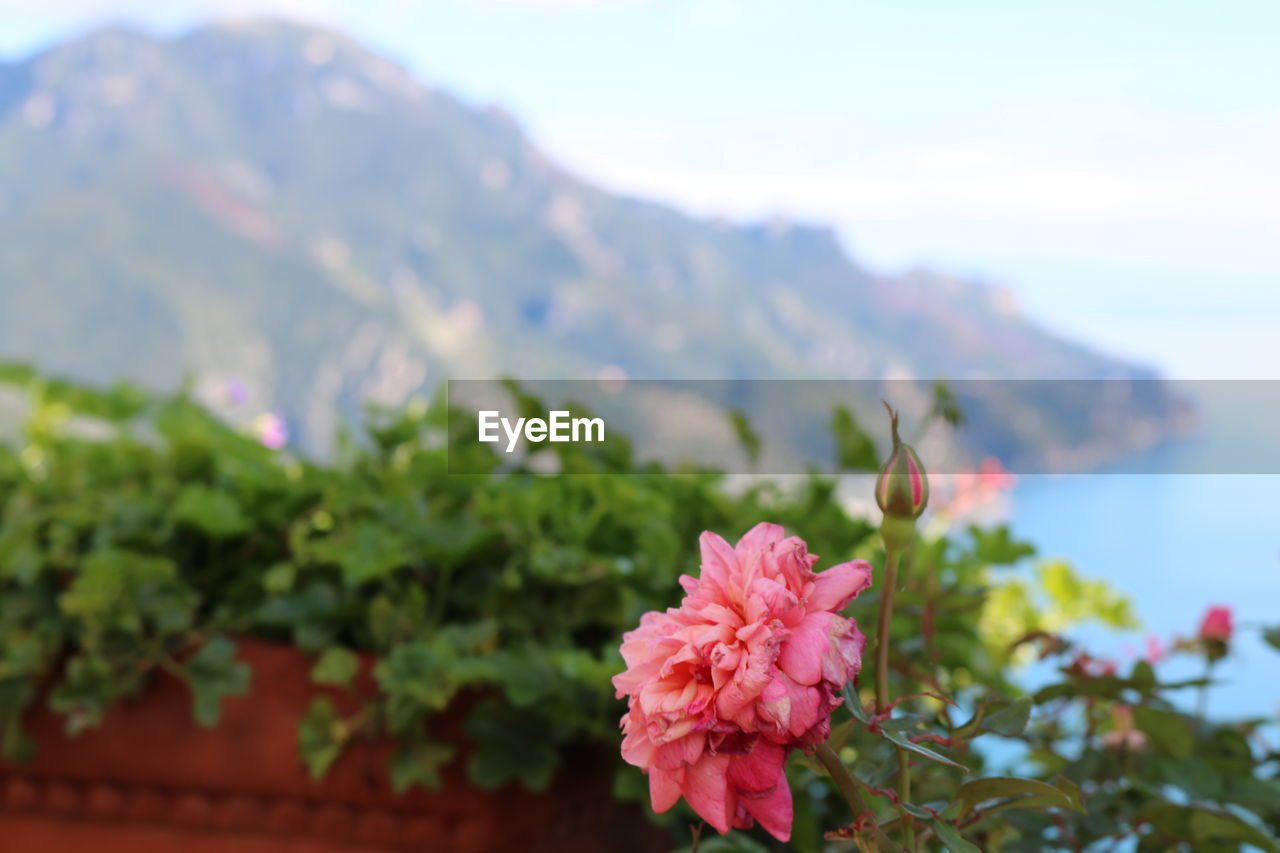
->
[538,111,1280,269]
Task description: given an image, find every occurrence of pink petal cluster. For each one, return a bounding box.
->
[254,412,289,450]
[1101,704,1148,751]
[1198,605,1233,643]
[612,523,871,841]
[933,457,1017,519]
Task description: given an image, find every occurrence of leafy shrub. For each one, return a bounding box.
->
[0,366,1277,852]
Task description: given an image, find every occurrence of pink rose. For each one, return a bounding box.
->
[612,523,871,841]
[1198,605,1233,643]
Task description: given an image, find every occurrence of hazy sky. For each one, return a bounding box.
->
[4,0,1279,377]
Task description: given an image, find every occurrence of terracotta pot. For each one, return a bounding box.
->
[0,639,668,852]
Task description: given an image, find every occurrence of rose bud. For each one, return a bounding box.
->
[875,404,929,521]
[1198,605,1233,662]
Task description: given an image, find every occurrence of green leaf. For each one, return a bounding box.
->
[389,739,456,792]
[311,646,359,687]
[172,485,250,538]
[298,697,345,779]
[1189,807,1280,853]
[59,549,194,636]
[929,381,967,428]
[464,699,560,791]
[952,776,1085,819]
[932,819,981,853]
[727,409,762,467]
[981,697,1032,737]
[376,635,494,729]
[48,655,122,735]
[830,405,880,472]
[262,562,297,594]
[1263,627,1280,652]
[1051,776,1085,813]
[842,682,869,722]
[183,637,251,727]
[312,520,409,587]
[880,728,965,769]
[1133,705,1194,757]
[968,526,1035,566]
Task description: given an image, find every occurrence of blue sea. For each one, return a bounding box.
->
[1012,469,1280,722]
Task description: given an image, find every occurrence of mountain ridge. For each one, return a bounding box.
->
[0,19,1175,459]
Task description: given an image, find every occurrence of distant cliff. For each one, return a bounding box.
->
[0,20,1184,462]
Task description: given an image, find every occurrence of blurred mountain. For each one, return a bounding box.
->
[0,20,1179,457]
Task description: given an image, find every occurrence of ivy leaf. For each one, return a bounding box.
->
[464,699,560,791]
[172,485,250,538]
[298,697,345,779]
[312,520,409,587]
[49,655,125,735]
[311,646,359,687]
[59,549,194,636]
[932,819,981,853]
[183,636,251,727]
[389,739,456,792]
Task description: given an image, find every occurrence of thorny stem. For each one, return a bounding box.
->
[813,744,906,853]
[815,742,872,818]
[875,548,897,716]
[878,535,917,850]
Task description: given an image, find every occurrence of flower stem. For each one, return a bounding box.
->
[875,546,898,714]
[877,533,917,851]
[814,744,907,853]
[896,747,914,849]
[815,742,872,818]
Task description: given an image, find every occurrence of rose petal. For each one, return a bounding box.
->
[682,753,732,833]
[649,768,684,813]
[807,560,873,611]
[736,522,787,553]
[741,766,793,842]
[777,612,838,686]
[726,739,784,793]
[698,531,738,595]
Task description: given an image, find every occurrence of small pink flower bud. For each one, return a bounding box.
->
[1102,704,1148,751]
[875,405,929,522]
[1198,605,1233,662]
[1198,605,1233,643]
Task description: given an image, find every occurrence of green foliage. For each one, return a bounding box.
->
[829,405,880,472]
[1,368,1277,853]
[183,635,251,726]
[727,409,763,468]
[0,369,875,803]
